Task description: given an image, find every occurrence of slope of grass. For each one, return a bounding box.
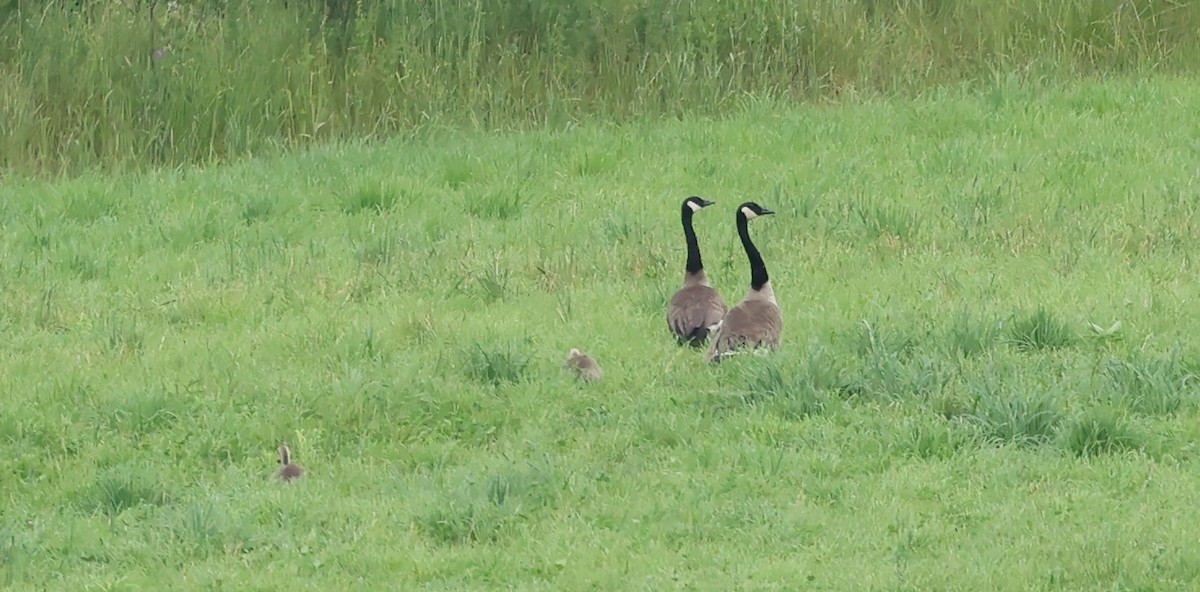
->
[3,0,1200,175]
[3,76,1200,589]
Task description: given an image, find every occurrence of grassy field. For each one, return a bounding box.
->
[4,74,1200,589]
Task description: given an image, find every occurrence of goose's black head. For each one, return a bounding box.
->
[683,196,716,214]
[737,202,775,220]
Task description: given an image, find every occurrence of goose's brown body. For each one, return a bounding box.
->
[668,270,727,346]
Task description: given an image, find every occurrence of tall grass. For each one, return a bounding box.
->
[2,0,1199,175]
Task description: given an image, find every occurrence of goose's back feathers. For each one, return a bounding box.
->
[278,463,305,481]
[667,275,727,346]
[706,292,781,363]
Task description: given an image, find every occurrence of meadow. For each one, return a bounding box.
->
[1,73,1200,589]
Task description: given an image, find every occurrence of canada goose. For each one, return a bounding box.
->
[706,202,781,363]
[563,348,604,381]
[277,444,304,482]
[667,196,727,346]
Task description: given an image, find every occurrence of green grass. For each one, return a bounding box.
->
[4,0,1200,175]
[6,76,1200,589]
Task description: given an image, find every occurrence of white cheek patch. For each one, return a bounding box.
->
[687,201,703,212]
[740,206,758,219]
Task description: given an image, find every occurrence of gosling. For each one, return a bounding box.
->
[277,444,305,482]
[563,348,604,382]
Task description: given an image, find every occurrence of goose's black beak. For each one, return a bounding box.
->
[760,207,775,216]
[698,198,716,207]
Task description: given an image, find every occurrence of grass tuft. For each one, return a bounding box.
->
[64,249,104,281]
[972,387,1063,447]
[945,309,998,357]
[472,260,512,303]
[894,414,980,459]
[467,188,525,221]
[601,214,642,244]
[63,190,117,224]
[462,339,532,387]
[736,359,827,419]
[110,387,188,436]
[441,157,475,189]
[1060,408,1144,457]
[853,319,918,360]
[1101,347,1197,415]
[1007,308,1077,351]
[851,198,923,242]
[102,315,145,355]
[795,344,852,395]
[343,184,400,214]
[170,502,252,559]
[841,321,950,400]
[413,461,561,546]
[355,236,399,266]
[80,466,170,516]
[239,198,274,225]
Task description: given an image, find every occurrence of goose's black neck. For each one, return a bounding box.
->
[737,212,769,290]
[682,205,704,274]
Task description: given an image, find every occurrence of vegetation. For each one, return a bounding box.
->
[2,76,1200,589]
[3,0,1200,175]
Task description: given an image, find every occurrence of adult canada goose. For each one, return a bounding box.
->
[564,348,604,382]
[667,196,727,346]
[706,202,781,363]
[277,444,305,482]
